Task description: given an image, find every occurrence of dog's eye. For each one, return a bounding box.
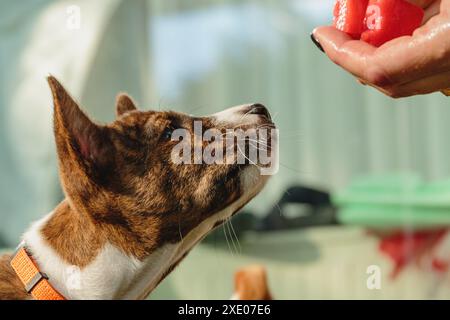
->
[161,126,174,140]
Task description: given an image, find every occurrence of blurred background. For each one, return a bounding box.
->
[2,0,450,299]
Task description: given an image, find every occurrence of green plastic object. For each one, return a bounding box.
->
[333,174,450,228]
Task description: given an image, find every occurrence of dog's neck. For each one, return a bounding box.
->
[21,193,250,300]
[21,200,174,300]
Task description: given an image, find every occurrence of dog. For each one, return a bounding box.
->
[0,76,276,300]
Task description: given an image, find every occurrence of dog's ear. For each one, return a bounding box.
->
[116,94,137,117]
[47,76,114,181]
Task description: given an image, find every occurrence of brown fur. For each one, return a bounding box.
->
[0,255,29,300]
[0,76,274,300]
[43,76,250,264]
[234,265,272,300]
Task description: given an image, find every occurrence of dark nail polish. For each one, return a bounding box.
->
[310,33,324,53]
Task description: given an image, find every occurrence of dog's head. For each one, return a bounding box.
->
[47,76,276,276]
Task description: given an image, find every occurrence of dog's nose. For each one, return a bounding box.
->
[248,104,271,120]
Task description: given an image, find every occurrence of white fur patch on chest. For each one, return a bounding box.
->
[23,213,148,300]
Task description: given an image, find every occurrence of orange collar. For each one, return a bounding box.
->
[10,244,66,300]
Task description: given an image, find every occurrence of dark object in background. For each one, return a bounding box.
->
[204,186,338,243]
[256,186,338,232]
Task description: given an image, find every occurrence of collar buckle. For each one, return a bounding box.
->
[25,271,49,293]
[10,243,65,300]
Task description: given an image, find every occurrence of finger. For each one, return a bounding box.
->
[383,69,450,98]
[423,0,441,22]
[313,26,424,87]
[372,20,450,84]
[314,21,450,87]
[312,26,379,82]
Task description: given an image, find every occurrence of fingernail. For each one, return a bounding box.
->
[310,32,324,53]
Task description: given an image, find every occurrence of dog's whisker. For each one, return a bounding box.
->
[228,218,242,255]
[237,143,258,166]
[178,211,184,243]
[226,219,238,255]
[276,202,283,217]
[222,224,234,256]
[278,162,309,175]
[271,111,280,121]
[247,139,271,148]
[228,219,239,255]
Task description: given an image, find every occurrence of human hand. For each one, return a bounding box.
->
[312,0,450,98]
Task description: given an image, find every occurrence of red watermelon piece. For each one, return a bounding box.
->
[361,0,425,47]
[333,0,370,39]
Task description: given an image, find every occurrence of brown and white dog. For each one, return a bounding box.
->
[0,76,276,300]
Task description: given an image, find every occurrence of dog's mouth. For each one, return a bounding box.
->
[210,103,278,174]
[214,103,274,130]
